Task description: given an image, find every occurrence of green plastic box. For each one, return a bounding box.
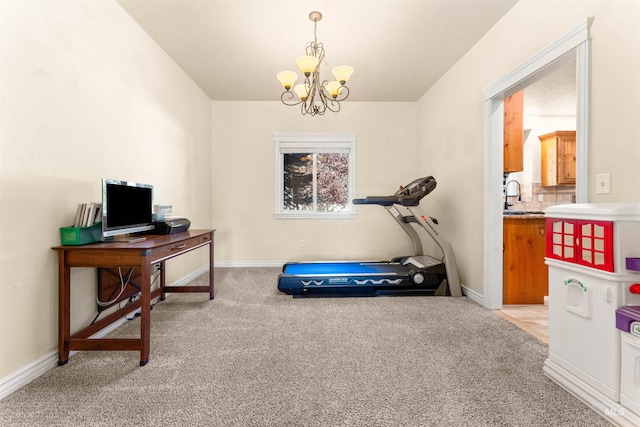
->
[59,222,102,246]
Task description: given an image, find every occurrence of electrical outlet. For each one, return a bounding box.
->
[538,194,544,202]
[299,240,305,248]
[596,173,611,194]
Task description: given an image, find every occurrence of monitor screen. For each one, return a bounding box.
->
[101,179,153,238]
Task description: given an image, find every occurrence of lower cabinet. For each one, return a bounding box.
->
[503,217,548,304]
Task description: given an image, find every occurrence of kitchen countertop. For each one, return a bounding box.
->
[503,210,546,219]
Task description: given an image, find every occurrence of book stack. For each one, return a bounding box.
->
[153,204,172,221]
[73,202,102,227]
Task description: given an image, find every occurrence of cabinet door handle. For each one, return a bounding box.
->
[171,244,187,250]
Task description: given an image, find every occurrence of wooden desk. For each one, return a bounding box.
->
[52,229,215,366]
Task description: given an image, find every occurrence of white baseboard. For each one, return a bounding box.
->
[544,358,640,426]
[0,265,209,401]
[177,265,210,284]
[214,261,284,268]
[0,351,58,400]
[461,284,482,305]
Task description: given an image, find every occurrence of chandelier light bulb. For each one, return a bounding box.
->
[331,65,354,85]
[295,55,319,77]
[276,71,298,90]
[325,81,343,99]
[293,83,310,100]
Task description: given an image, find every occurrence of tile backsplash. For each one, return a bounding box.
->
[506,182,576,211]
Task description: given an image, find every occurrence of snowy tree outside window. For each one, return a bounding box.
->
[274,133,356,218]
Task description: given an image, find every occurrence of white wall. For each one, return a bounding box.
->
[0,0,212,380]
[417,0,640,295]
[211,101,420,263]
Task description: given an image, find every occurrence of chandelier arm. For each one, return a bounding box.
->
[281,90,303,107]
[317,80,331,102]
[312,74,329,115]
[333,85,350,102]
[301,98,315,115]
[324,96,341,113]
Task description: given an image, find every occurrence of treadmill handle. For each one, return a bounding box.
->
[352,196,420,207]
[353,196,395,206]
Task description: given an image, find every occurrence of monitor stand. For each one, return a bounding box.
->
[103,235,147,243]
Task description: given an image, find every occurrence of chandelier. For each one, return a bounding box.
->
[276,11,354,116]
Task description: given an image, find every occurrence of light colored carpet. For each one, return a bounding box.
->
[0,268,609,426]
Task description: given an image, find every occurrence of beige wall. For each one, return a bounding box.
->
[0,1,212,380]
[211,101,420,263]
[417,0,640,295]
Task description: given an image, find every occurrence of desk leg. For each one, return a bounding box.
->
[209,237,214,299]
[139,260,151,366]
[159,261,166,301]
[58,252,70,366]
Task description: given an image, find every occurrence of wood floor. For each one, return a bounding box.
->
[495,304,549,343]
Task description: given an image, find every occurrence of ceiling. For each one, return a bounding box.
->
[116,0,519,102]
[524,59,577,116]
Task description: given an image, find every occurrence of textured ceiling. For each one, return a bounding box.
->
[116,0,519,102]
[524,59,577,116]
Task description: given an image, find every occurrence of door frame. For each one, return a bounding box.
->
[482,18,592,309]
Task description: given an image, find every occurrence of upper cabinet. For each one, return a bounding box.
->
[539,130,576,186]
[503,90,524,173]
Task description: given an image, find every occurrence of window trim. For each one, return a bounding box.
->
[273,132,357,219]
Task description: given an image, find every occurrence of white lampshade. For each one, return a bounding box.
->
[325,81,343,98]
[276,71,298,90]
[331,65,354,85]
[293,83,310,100]
[295,56,319,76]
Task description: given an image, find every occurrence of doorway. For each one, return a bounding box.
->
[482,19,592,310]
[503,60,577,306]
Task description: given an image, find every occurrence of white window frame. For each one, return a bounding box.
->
[274,132,357,219]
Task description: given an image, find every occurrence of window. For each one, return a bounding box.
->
[274,133,356,219]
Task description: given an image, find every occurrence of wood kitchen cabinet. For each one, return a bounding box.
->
[503,90,524,173]
[503,217,548,304]
[539,130,576,186]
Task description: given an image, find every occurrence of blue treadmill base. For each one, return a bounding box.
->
[278,261,447,298]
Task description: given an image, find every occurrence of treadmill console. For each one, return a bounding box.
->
[353,176,436,207]
[395,176,436,197]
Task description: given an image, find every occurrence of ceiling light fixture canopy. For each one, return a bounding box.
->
[276,11,354,116]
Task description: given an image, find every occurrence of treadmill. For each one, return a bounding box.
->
[277,176,462,297]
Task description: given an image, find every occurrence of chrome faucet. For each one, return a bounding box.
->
[504,179,521,210]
